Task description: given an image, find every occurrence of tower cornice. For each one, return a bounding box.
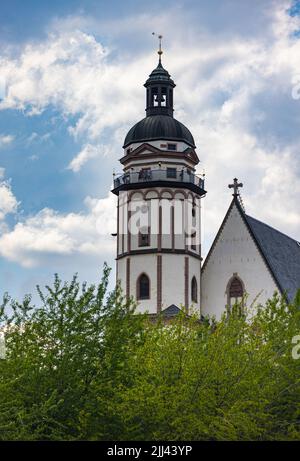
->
[120,142,199,165]
[111,177,206,197]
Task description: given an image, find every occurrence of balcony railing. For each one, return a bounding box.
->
[113,169,205,191]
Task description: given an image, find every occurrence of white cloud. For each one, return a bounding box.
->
[198,120,300,254]
[26,132,51,145]
[0,180,18,221]
[0,134,14,148]
[29,154,39,161]
[0,170,19,235]
[68,143,111,172]
[0,29,144,143]
[0,192,117,267]
[0,0,300,271]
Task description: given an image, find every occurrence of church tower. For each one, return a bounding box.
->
[112,40,206,316]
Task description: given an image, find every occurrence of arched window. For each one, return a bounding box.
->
[151,87,158,106]
[169,89,173,108]
[137,273,150,300]
[191,276,198,303]
[161,87,167,107]
[227,275,245,308]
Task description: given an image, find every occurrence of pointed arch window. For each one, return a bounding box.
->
[137,273,150,300]
[226,275,245,309]
[191,276,198,303]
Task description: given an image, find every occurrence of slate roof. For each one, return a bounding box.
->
[123,115,196,148]
[244,213,300,302]
[161,304,182,317]
[145,61,175,85]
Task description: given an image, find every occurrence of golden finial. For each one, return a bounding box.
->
[152,32,163,63]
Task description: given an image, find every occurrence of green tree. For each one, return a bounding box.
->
[0,269,299,441]
[0,264,146,440]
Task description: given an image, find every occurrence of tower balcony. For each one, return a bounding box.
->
[112,168,206,196]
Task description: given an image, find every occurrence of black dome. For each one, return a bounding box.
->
[123,115,195,148]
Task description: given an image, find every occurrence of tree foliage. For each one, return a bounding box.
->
[0,267,299,440]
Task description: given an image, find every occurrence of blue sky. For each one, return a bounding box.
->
[0,0,300,300]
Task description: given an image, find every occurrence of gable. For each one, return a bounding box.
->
[201,200,280,316]
[120,143,199,165]
[202,201,279,287]
[203,197,300,307]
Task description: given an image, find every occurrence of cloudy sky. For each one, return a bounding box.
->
[0,0,300,300]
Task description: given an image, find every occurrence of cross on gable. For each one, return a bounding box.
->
[228,178,243,197]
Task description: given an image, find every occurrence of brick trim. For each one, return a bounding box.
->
[184,256,189,312]
[117,198,120,257]
[126,258,130,301]
[127,208,131,253]
[157,255,162,313]
[171,205,175,251]
[158,205,162,251]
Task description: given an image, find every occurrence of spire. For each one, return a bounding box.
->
[158,34,163,64]
[152,32,163,65]
[144,34,175,117]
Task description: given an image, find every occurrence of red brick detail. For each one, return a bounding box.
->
[157,255,162,313]
[126,257,130,301]
[117,199,120,257]
[171,206,175,251]
[184,256,189,313]
[158,205,162,251]
[127,208,131,253]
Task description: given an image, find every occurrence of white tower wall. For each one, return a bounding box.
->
[116,181,203,315]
